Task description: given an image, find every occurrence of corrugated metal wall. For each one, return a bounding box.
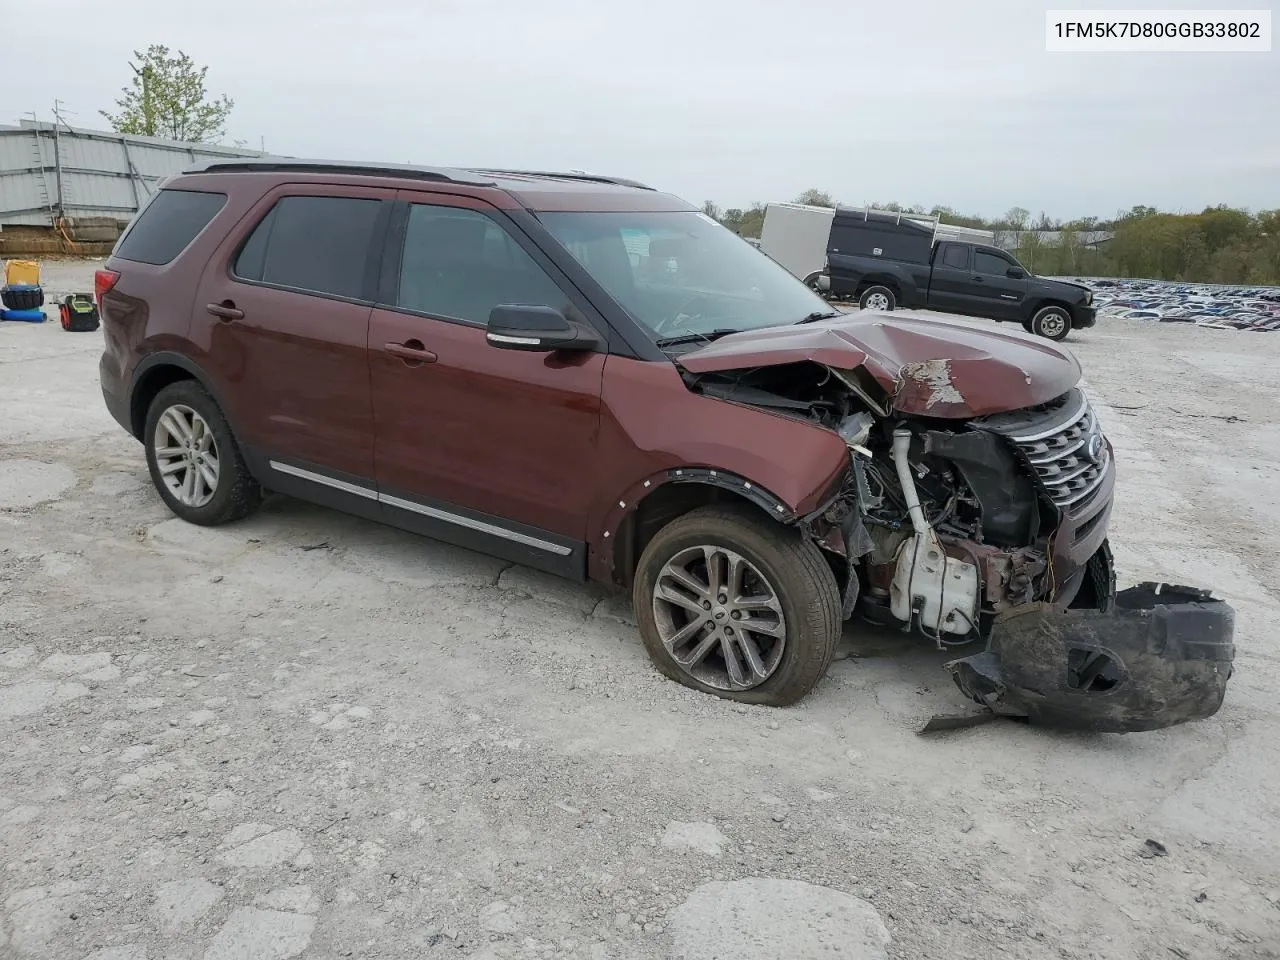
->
[0,120,262,227]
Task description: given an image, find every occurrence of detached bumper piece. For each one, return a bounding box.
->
[942,583,1235,733]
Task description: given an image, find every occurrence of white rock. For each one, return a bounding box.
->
[660,821,727,857]
[218,829,305,869]
[667,879,890,960]
[204,908,315,960]
[152,877,224,932]
[82,947,148,960]
[254,885,318,914]
[0,681,89,718]
[0,459,76,508]
[0,644,38,669]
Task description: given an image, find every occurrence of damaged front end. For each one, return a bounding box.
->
[945,583,1235,733]
[676,330,1236,733]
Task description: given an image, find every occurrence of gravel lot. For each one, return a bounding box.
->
[3,259,1279,960]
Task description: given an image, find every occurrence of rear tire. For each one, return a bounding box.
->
[633,504,841,707]
[858,285,896,311]
[1029,305,1071,341]
[802,271,826,295]
[144,381,262,526]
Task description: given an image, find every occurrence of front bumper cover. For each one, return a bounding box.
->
[942,583,1235,733]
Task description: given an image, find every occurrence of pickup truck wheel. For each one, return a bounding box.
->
[633,504,841,707]
[803,271,825,294]
[1029,306,1072,341]
[859,286,896,311]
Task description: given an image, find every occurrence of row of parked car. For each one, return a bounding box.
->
[1064,277,1280,332]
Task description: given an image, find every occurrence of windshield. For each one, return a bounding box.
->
[539,211,832,342]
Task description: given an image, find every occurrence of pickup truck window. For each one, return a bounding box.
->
[974,250,1013,276]
[939,243,970,269]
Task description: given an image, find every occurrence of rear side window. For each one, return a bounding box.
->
[114,189,227,265]
[233,196,384,300]
[939,243,970,269]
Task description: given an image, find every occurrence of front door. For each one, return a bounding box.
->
[194,185,393,503]
[970,247,1030,321]
[368,193,607,577]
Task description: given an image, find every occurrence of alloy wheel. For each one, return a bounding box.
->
[153,404,220,508]
[651,544,787,690]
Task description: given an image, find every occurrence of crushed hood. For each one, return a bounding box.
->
[676,313,1082,418]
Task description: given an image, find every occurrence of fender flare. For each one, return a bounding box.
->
[595,466,804,585]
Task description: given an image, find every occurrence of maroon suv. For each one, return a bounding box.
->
[97,159,1233,729]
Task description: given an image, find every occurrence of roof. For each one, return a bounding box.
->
[177,156,693,214]
[184,157,654,192]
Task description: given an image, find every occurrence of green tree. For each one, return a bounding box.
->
[794,188,834,207]
[101,44,234,142]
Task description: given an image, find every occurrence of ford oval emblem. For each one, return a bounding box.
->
[1086,432,1104,464]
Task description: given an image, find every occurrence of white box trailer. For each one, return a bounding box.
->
[758,202,995,291]
[758,203,836,290]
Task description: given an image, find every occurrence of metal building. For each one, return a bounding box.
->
[0,118,261,228]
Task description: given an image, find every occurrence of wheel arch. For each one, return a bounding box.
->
[1026,297,1074,319]
[130,352,236,440]
[603,468,817,590]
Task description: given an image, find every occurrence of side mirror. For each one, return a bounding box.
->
[485,304,601,353]
[1007,267,1027,279]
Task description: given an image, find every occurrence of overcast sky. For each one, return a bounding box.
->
[12,0,1277,219]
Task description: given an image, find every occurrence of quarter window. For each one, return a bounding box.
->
[115,189,227,265]
[396,205,568,324]
[233,195,384,300]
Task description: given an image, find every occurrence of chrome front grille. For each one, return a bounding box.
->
[1005,391,1110,509]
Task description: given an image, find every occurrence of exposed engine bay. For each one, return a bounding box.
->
[680,357,1236,733]
[688,360,1070,639]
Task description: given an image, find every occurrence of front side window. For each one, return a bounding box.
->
[974,250,1012,276]
[396,205,569,324]
[540,211,830,340]
[233,195,384,300]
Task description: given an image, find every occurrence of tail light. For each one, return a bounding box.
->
[94,269,120,305]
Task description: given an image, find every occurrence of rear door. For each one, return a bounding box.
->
[193,184,393,504]
[926,242,979,315]
[366,191,607,576]
[970,247,1030,321]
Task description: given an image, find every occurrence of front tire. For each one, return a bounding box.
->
[1029,305,1072,341]
[858,285,896,311]
[144,381,262,526]
[633,504,841,707]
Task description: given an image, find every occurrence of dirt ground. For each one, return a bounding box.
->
[2,259,1279,960]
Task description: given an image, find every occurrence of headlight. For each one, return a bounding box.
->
[1085,291,1093,306]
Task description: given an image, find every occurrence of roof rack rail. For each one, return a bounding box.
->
[184,157,492,185]
[466,168,654,191]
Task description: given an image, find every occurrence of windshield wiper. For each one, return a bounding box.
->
[654,328,741,348]
[794,310,842,325]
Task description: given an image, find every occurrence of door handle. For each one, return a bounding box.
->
[384,340,438,364]
[971,276,985,282]
[207,301,244,321]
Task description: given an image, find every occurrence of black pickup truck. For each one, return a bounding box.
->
[824,209,1097,340]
